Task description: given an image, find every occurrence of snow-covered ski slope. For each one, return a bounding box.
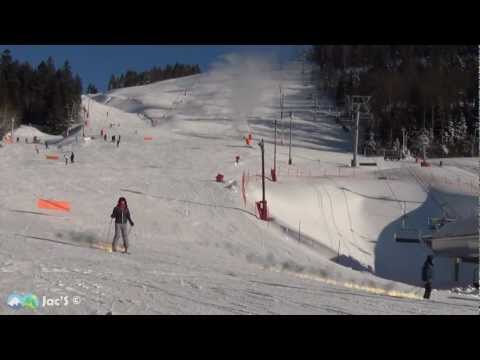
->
[0,56,477,314]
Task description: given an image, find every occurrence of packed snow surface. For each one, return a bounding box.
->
[0,57,477,314]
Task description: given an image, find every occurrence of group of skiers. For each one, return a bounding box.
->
[64,151,75,165]
[100,129,121,147]
[15,136,42,144]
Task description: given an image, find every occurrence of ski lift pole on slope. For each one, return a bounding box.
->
[256,139,268,221]
[288,112,293,165]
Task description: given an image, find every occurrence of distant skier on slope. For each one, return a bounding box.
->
[110,197,134,254]
[473,264,479,290]
[422,255,434,299]
[70,151,75,164]
[116,135,121,148]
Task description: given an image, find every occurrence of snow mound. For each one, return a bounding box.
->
[12,125,63,141]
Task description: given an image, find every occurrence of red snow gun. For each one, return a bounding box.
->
[271,168,277,182]
[256,200,268,221]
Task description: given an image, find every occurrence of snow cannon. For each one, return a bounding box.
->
[256,200,269,221]
[216,174,224,183]
[271,168,277,182]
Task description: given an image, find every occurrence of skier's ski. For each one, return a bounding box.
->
[91,243,129,254]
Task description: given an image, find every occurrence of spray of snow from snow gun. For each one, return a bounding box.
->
[209,53,276,138]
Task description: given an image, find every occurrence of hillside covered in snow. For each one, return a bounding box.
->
[0,55,477,314]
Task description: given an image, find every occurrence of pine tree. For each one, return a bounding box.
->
[107,62,202,90]
[455,112,468,141]
[86,83,98,94]
[0,51,84,134]
[310,45,477,155]
[446,115,455,145]
[108,74,117,90]
[335,78,345,107]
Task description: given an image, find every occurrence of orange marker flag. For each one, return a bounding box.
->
[37,199,71,212]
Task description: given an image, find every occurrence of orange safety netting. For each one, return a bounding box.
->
[144,136,153,141]
[46,155,59,160]
[37,199,71,212]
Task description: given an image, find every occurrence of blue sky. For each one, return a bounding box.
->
[0,45,302,92]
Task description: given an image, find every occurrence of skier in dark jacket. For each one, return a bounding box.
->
[110,197,134,253]
[422,255,434,299]
[70,152,75,163]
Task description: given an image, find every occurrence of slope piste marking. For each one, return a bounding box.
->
[37,199,71,212]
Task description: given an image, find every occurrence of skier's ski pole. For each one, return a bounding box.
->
[102,220,109,240]
[106,218,113,242]
[133,228,139,243]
